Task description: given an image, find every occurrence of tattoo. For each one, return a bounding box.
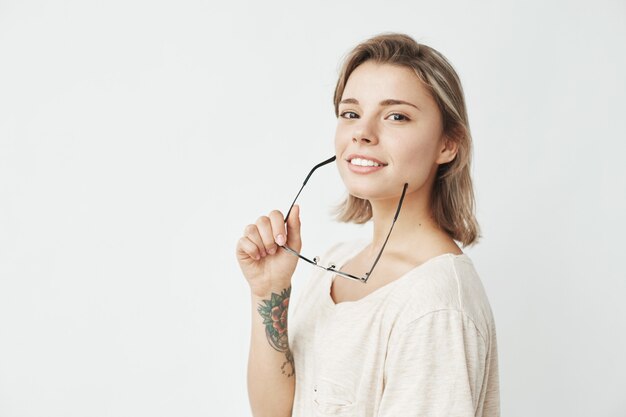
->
[257,286,295,377]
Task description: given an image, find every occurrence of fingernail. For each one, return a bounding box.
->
[276,234,286,246]
[268,247,276,255]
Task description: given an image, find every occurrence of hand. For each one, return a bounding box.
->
[236,205,302,297]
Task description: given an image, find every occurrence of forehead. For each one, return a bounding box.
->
[342,61,433,107]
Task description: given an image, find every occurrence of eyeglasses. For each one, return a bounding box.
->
[279,155,408,284]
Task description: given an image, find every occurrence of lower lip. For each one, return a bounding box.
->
[347,161,386,174]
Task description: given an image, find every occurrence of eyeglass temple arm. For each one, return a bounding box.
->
[363,182,409,282]
[284,155,337,222]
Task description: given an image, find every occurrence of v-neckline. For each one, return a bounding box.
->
[326,239,468,308]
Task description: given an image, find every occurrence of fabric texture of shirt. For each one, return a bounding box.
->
[289,238,500,417]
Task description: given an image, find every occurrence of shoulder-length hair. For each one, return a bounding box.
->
[330,32,481,247]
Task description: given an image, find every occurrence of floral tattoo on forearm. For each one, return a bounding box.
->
[257,286,295,377]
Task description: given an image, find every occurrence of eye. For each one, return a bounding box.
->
[339,111,358,119]
[387,113,410,121]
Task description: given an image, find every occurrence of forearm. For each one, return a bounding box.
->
[247,285,295,417]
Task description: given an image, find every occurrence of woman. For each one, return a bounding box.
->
[236,32,500,417]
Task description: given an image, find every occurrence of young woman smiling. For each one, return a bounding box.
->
[236,32,500,417]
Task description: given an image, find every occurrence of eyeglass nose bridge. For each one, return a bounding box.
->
[316,259,365,282]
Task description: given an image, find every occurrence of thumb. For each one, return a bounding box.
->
[286,204,301,249]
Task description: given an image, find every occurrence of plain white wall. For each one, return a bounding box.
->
[1,0,625,416]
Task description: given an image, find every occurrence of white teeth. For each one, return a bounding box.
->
[350,158,382,167]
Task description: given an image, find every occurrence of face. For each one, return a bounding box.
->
[334,61,457,201]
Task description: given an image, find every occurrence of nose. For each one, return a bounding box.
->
[352,118,378,144]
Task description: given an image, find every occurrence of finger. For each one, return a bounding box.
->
[243,224,267,257]
[285,204,301,248]
[255,215,278,255]
[268,209,287,248]
[237,236,262,261]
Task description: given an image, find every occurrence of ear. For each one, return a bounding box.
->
[436,133,459,165]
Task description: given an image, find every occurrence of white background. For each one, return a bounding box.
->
[1,0,625,416]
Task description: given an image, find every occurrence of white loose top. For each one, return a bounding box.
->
[289,238,500,417]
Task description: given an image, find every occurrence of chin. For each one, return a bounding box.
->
[348,193,370,201]
[347,179,407,202]
[345,185,381,201]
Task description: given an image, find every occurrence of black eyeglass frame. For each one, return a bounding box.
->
[279,155,408,284]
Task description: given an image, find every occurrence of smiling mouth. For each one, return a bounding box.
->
[346,160,386,175]
[345,158,388,167]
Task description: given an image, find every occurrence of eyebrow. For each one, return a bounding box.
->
[339,98,421,111]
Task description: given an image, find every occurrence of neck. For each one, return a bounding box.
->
[365,187,441,257]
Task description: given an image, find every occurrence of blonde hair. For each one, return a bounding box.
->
[330,32,482,247]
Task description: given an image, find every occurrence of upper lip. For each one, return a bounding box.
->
[345,154,388,166]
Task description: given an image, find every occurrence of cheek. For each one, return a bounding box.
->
[334,130,350,151]
[394,144,436,177]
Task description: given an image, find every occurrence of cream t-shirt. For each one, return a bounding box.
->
[289,238,500,417]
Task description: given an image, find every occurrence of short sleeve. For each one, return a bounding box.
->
[377,309,488,417]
